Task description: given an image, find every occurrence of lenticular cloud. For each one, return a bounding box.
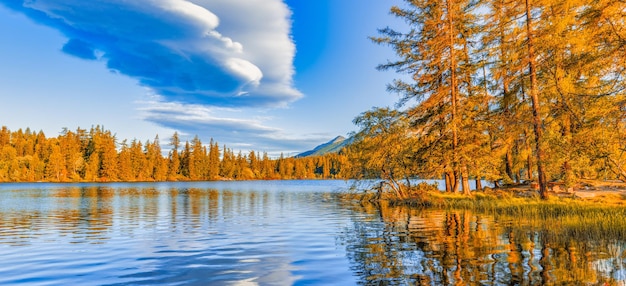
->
[3,0,301,107]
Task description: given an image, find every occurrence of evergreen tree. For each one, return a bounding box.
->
[99,131,118,181]
[117,140,134,181]
[152,135,168,181]
[207,139,220,180]
[180,141,191,179]
[220,146,235,179]
[189,135,204,180]
[45,142,65,182]
[167,132,181,181]
[130,139,146,180]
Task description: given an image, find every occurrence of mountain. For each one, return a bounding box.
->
[295,136,351,157]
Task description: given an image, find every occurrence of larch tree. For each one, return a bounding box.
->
[84,151,100,181]
[167,132,181,181]
[482,0,525,184]
[220,147,236,179]
[517,0,549,198]
[58,128,84,181]
[99,130,118,181]
[372,0,481,195]
[207,139,220,180]
[189,135,205,180]
[117,140,133,181]
[260,152,274,179]
[579,0,626,182]
[0,145,19,181]
[142,140,157,181]
[130,139,146,180]
[152,135,168,181]
[180,141,191,179]
[45,141,65,182]
[348,107,415,199]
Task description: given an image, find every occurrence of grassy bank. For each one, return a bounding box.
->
[345,187,626,243]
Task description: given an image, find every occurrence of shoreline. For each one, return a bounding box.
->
[494,180,626,205]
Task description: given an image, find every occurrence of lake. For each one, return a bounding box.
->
[0,180,624,285]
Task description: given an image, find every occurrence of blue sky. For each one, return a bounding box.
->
[0,0,402,156]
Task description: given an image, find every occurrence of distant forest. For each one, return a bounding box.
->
[0,126,349,182]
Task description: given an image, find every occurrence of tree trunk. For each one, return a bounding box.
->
[461,165,471,195]
[525,0,548,199]
[445,171,459,193]
[475,178,482,191]
[445,171,453,192]
[505,150,514,182]
[447,0,461,195]
[526,153,533,181]
[452,171,460,193]
[501,25,516,185]
[562,118,574,187]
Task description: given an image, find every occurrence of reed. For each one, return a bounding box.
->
[386,191,626,242]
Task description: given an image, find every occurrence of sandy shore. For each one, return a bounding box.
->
[494,180,626,202]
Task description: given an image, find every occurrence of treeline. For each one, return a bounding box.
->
[0,126,349,182]
[347,0,626,198]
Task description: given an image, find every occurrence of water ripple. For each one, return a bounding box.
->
[2,181,623,285]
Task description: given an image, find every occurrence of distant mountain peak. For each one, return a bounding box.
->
[330,135,346,143]
[295,135,350,158]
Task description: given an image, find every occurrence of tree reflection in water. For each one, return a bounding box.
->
[341,201,626,285]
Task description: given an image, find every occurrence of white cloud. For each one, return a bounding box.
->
[8,0,301,107]
[1,0,320,154]
[192,0,300,104]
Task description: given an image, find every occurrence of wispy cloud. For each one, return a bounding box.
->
[141,101,333,155]
[141,101,281,138]
[3,0,301,107]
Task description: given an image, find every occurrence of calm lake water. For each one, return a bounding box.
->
[0,180,624,285]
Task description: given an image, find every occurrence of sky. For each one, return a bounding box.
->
[0,0,403,156]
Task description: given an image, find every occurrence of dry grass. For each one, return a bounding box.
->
[373,189,626,242]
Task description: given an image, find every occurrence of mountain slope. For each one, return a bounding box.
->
[295,136,350,157]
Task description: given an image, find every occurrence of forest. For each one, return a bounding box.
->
[0,126,349,182]
[344,0,626,199]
